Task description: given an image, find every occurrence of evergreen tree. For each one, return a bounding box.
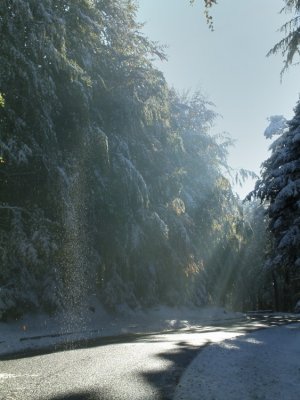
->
[251,104,300,309]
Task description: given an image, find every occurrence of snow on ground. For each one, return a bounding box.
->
[0,302,244,357]
[174,322,300,400]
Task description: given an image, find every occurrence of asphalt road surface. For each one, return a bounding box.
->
[1,315,299,400]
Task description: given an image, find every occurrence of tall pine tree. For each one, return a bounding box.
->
[251,102,300,309]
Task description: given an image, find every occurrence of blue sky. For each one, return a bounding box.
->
[137,0,299,197]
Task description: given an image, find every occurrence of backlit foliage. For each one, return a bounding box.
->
[0,0,262,319]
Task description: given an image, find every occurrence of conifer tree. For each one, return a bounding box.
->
[251,103,300,309]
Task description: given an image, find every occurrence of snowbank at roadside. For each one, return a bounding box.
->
[174,322,300,400]
[0,301,244,357]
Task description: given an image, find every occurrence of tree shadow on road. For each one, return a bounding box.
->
[2,314,299,362]
[140,340,211,400]
[45,388,118,400]
[3,316,300,400]
[43,341,211,400]
[48,391,101,400]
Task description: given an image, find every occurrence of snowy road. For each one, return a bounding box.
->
[0,316,299,400]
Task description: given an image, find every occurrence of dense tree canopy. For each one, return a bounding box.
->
[1,0,258,319]
[5,0,296,319]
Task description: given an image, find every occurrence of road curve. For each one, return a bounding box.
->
[1,315,299,400]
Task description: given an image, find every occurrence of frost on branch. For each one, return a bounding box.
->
[264,115,287,139]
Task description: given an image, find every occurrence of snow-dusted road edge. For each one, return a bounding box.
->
[0,305,245,358]
[174,322,300,400]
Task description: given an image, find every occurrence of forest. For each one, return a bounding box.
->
[0,0,299,321]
